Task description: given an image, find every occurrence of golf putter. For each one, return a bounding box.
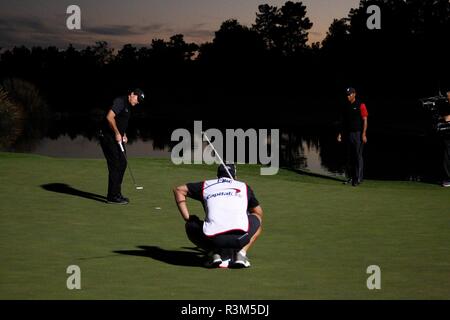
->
[118,142,144,190]
[202,132,234,180]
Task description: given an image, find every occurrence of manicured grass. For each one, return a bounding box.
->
[0,152,449,299]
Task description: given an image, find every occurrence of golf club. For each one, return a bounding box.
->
[202,132,234,180]
[118,142,144,190]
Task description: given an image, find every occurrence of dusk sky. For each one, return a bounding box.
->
[0,0,360,49]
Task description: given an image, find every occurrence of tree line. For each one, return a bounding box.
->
[0,0,449,128]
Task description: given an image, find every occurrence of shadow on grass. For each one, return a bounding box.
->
[113,246,206,268]
[41,183,107,203]
[282,167,345,183]
[282,167,441,186]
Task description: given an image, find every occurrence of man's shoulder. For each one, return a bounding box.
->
[237,180,248,186]
[113,96,127,105]
[111,96,130,114]
[187,181,204,188]
[203,178,248,187]
[230,179,248,188]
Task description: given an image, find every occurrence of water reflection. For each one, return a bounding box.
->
[33,135,171,158]
[2,114,442,181]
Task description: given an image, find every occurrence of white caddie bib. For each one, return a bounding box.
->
[202,178,249,236]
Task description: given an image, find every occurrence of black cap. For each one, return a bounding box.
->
[217,163,236,179]
[346,87,356,95]
[132,88,145,103]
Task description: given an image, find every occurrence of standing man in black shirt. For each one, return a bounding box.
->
[337,87,369,186]
[99,89,145,204]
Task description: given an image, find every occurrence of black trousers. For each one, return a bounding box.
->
[185,215,261,252]
[344,131,364,183]
[444,139,450,180]
[99,133,127,198]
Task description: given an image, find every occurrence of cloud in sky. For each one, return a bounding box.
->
[0,15,77,48]
[85,23,170,36]
[0,14,212,49]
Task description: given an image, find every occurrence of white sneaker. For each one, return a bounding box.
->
[218,258,231,268]
[204,252,222,268]
[232,251,251,268]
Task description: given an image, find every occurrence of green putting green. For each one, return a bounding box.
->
[0,152,449,299]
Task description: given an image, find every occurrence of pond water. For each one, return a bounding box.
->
[2,116,443,181]
[14,134,337,177]
[32,135,171,159]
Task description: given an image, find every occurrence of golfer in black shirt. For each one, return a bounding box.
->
[99,89,145,204]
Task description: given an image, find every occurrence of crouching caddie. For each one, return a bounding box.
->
[173,164,263,268]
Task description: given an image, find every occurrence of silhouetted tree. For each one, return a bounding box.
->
[198,19,265,63]
[253,1,313,56]
[0,78,49,150]
[321,18,350,52]
[146,35,198,64]
[115,44,138,66]
[319,0,449,102]
[89,41,114,65]
[167,34,199,61]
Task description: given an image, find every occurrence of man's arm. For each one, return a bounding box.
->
[106,110,123,143]
[173,185,190,221]
[249,205,263,222]
[360,103,368,144]
[362,117,368,143]
[337,110,343,142]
